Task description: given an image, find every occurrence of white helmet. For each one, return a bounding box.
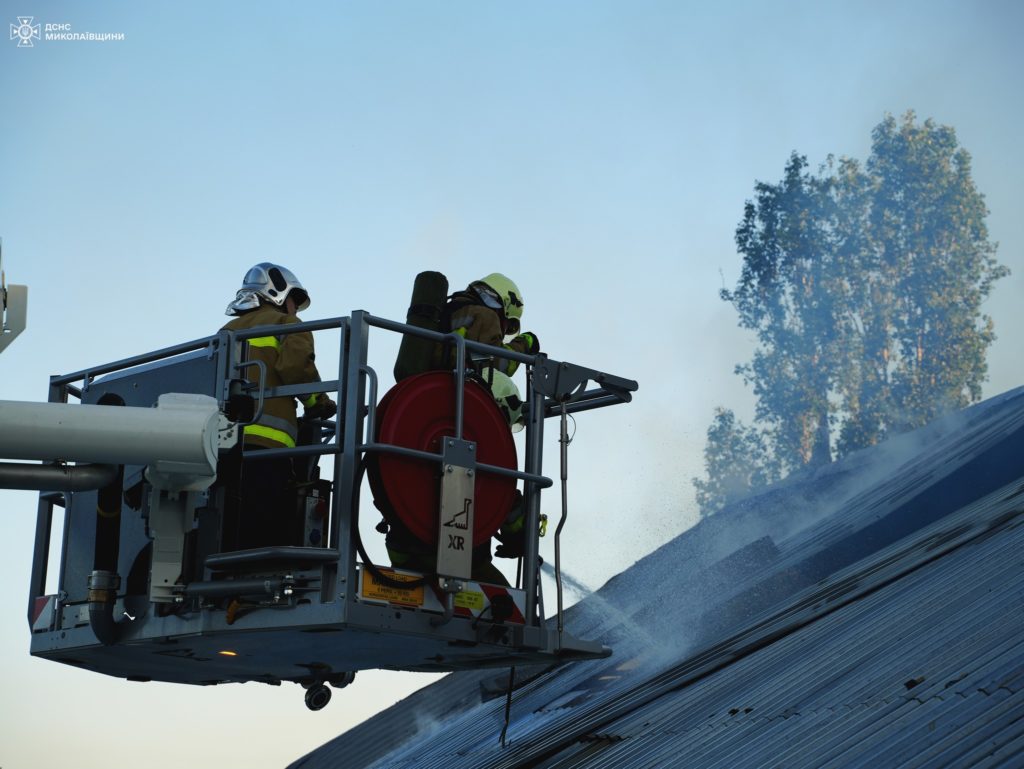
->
[487,370,525,433]
[225,263,310,316]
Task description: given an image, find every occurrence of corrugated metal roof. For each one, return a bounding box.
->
[532,493,1023,768]
[293,387,1024,769]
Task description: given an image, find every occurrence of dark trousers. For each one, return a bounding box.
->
[219,447,298,551]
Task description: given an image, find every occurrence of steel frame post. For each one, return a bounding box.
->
[27,378,71,628]
[522,366,546,627]
[27,494,55,628]
[331,314,365,611]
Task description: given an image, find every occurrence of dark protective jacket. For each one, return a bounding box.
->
[222,305,325,449]
[432,291,536,376]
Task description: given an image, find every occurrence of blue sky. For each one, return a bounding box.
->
[2,2,1022,766]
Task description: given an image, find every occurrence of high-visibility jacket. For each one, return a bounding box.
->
[222,305,325,449]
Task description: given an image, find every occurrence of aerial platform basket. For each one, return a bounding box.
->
[24,310,637,708]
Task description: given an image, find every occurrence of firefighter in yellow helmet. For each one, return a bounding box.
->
[432,273,540,376]
[384,368,528,586]
[219,263,336,550]
[385,273,540,582]
[484,370,530,561]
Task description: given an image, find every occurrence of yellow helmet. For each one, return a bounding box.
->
[487,370,525,432]
[473,273,524,321]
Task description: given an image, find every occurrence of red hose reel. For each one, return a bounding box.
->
[367,372,517,547]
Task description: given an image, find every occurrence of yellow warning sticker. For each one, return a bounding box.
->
[362,569,425,606]
[454,590,486,611]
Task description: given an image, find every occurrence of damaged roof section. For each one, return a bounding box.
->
[293,386,1024,769]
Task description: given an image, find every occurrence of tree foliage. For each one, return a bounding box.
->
[692,408,780,515]
[694,112,1008,517]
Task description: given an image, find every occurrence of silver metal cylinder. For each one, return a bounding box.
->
[0,393,220,471]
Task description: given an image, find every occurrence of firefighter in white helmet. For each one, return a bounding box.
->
[219,263,336,549]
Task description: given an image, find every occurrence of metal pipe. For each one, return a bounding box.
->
[555,401,569,646]
[215,329,234,407]
[50,335,220,387]
[258,380,343,401]
[365,313,537,370]
[0,461,118,491]
[242,443,343,460]
[543,393,631,417]
[430,590,456,627]
[184,577,287,600]
[332,312,368,609]
[49,316,349,389]
[0,397,220,470]
[247,438,558,486]
[521,368,545,626]
[230,317,343,338]
[87,570,128,646]
[361,364,378,439]
[358,441,554,487]
[27,494,56,629]
[233,359,267,427]
[453,335,466,440]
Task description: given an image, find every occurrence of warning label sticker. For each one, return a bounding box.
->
[361,569,425,607]
[454,591,485,611]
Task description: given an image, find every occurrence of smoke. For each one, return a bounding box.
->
[551,388,1024,685]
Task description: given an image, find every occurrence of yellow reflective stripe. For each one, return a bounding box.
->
[303,393,319,408]
[387,547,411,566]
[243,424,296,448]
[454,327,468,337]
[503,514,525,534]
[248,336,280,349]
[256,413,298,441]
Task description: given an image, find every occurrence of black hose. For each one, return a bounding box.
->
[0,461,118,491]
[351,460,433,590]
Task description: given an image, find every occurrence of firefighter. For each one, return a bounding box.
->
[483,370,530,562]
[384,273,540,584]
[219,262,336,550]
[383,371,529,586]
[444,275,536,571]
[432,273,540,376]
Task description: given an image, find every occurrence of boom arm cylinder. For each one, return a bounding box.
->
[0,394,221,484]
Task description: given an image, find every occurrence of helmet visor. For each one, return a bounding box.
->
[474,284,504,312]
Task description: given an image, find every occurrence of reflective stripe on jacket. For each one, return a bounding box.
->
[222,305,324,449]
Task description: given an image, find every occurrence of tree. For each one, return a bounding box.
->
[849,113,1008,445]
[726,151,851,471]
[693,408,780,515]
[694,112,1008,517]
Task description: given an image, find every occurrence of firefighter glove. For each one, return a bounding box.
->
[303,393,337,420]
[514,332,540,355]
[494,526,526,559]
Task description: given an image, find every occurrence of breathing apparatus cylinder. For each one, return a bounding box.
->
[393,271,449,383]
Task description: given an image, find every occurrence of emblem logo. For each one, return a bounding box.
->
[10,16,40,47]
